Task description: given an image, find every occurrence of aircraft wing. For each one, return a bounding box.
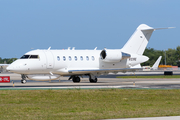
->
[0,64,10,73]
[0,64,9,66]
[68,68,142,75]
[151,56,162,70]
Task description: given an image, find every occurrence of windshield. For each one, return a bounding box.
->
[20,55,30,59]
[20,55,39,59]
[30,55,39,59]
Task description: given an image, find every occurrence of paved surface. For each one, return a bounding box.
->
[0,73,180,89]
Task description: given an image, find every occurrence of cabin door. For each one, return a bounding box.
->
[44,51,54,69]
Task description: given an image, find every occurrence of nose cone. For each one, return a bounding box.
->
[6,64,17,73]
[6,65,14,72]
[6,66,11,71]
[6,60,27,74]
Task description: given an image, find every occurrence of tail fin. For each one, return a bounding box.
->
[152,56,162,70]
[121,24,173,55]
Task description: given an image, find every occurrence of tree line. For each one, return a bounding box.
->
[142,46,180,67]
[0,46,180,66]
[0,58,17,64]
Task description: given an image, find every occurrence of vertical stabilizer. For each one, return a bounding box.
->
[121,24,173,55]
[121,24,154,55]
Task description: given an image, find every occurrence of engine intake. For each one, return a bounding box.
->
[100,49,130,62]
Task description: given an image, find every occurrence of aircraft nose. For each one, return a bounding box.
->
[6,65,14,72]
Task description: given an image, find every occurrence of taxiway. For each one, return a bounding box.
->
[0,72,180,90]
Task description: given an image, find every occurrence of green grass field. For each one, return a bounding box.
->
[1,89,180,120]
[117,75,180,78]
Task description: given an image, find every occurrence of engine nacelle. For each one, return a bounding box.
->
[100,49,130,62]
[27,74,60,81]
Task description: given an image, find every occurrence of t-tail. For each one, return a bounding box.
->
[121,24,174,55]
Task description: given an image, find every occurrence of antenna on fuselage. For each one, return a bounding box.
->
[72,47,75,50]
[68,47,71,50]
[94,47,97,50]
[48,47,51,50]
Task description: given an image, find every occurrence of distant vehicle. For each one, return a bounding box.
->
[6,24,173,83]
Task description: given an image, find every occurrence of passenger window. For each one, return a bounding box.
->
[69,56,72,61]
[92,56,95,61]
[80,56,83,61]
[57,56,60,61]
[63,56,66,61]
[75,56,77,61]
[86,56,89,61]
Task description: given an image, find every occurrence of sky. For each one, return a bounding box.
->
[0,0,179,58]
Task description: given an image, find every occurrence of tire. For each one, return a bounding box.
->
[73,76,80,83]
[89,78,97,83]
[21,80,26,84]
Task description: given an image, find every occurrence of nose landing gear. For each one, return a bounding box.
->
[21,74,27,84]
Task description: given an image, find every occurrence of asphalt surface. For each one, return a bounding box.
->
[0,71,180,89]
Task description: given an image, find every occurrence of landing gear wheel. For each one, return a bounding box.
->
[21,74,27,84]
[72,76,81,83]
[21,80,26,84]
[89,78,97,83]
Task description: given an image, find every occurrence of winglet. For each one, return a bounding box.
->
[152,56,162,70]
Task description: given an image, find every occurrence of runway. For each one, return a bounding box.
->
[0,72,180,90]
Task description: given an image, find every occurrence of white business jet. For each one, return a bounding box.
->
[6,24,172,83]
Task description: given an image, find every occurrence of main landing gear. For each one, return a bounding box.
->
[69,76,81,83]
[68,74,98,83]
[89,74,97,83]
[21,74,27,84]
[89,77,97,83]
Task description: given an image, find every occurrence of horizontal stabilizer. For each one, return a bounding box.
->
[141,27,175,31]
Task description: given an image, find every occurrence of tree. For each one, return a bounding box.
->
[166,48,177,65]
[176,46,180,67]
[0,58,17,64]
[142,47,180,66]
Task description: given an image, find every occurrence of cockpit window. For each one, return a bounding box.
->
[30,55,39,59]
[20,55,39,59]
[20,55,30,59]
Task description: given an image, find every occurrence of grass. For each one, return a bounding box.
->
[117,75,180,78]
[1,89,180,120]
